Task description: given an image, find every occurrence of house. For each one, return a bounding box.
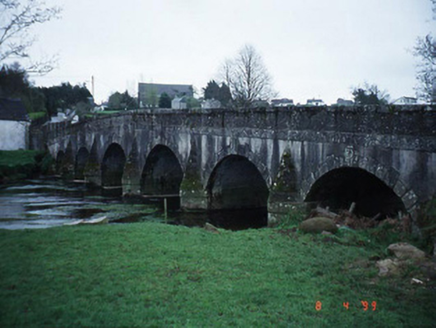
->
[50,109,79,123]
[92,105,107,112]
[0,98,30,150]
[271,98,294,107]
[391,97,417,105]
[50,112,68,123]
[138,83,193,108]
[251,100,270,108]
[201,98,221,109]
[335,98,354,106]
[306,98,325,106]
[171,96,187,109]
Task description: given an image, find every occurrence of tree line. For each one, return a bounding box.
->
[0,62,92,117]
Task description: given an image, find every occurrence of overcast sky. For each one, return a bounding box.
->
[28,0,434,105]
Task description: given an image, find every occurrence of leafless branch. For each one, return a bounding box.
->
[0,0,61,74]
[414,34,436,103]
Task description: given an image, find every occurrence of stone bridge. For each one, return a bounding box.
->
[30,105,436,227]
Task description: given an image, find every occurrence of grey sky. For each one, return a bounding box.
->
[29,0,434,104]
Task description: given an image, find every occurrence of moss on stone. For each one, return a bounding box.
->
[272,152,297,193]
[180,174,203,191]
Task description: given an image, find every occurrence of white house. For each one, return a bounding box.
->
[271,98,294,107]
[50,112,68,123]
[306,98,325,106]
[139,83,193,108]
[0,98,30,150]
[201,98,221,109]
[391,97,417,105]
[171,96,187,109]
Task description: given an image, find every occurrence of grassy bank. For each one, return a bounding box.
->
[0,150,53,183]
[84,110,123,119]
[0,221,435,327]
[27,112,47,121]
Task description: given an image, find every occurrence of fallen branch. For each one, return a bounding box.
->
[312,206,338,219]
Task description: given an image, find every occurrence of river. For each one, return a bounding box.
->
[0,178,267,230]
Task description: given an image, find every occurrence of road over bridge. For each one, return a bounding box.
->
[31,105,436,230]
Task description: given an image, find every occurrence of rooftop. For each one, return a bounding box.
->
[0,98,29,122]
[138,83,193,98]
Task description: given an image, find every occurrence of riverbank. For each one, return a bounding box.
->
[0,221,435,327]
[0,150,53,183]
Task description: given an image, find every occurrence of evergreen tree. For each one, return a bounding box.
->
[121,91,136,109]
[0,62,46,114]
[0,63,30,97]
[108,92,122,109]
[159,92,172,108]
[203,80,232,106]
[203,80,220,100]
[38,82,92,116]
[218,82,232,105]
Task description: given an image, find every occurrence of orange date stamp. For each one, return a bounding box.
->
[315,300,377,311]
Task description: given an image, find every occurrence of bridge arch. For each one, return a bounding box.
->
[101,143,126,189]
[305,167,406,218]
[140,145,183,196]
[301,154,418,215]
[75,147,90,180]
[207,140,273,189]
[206,154,269,210]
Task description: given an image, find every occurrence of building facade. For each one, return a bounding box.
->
[0,98,30,150]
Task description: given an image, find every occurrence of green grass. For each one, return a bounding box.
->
[95,110,123,115]
[0,150,53,182]
[0,221,434,327]
[0,150,41,181]
[27,112,47,121]
[0,150,42,166]
[417,197,436,253]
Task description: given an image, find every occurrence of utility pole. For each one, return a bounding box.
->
[91,76,95,100]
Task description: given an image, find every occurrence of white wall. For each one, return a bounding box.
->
[0,120,29,150]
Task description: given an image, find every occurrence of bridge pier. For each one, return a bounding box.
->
[180,189,208,210]
[180,166,208,209]
[84,164,101,187]
[60,143,75,179]
[84,141,101,187]
[122,165,142,195]
[122,142,142,195]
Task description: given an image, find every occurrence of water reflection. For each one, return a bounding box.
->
[0,178,267,231]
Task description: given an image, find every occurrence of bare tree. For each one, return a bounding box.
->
[351,82,390,105]
[413,0,436,103]
[432,0,436,18]
[220,45,276,107]
[0,0,61,75]
[414,35,436,103]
